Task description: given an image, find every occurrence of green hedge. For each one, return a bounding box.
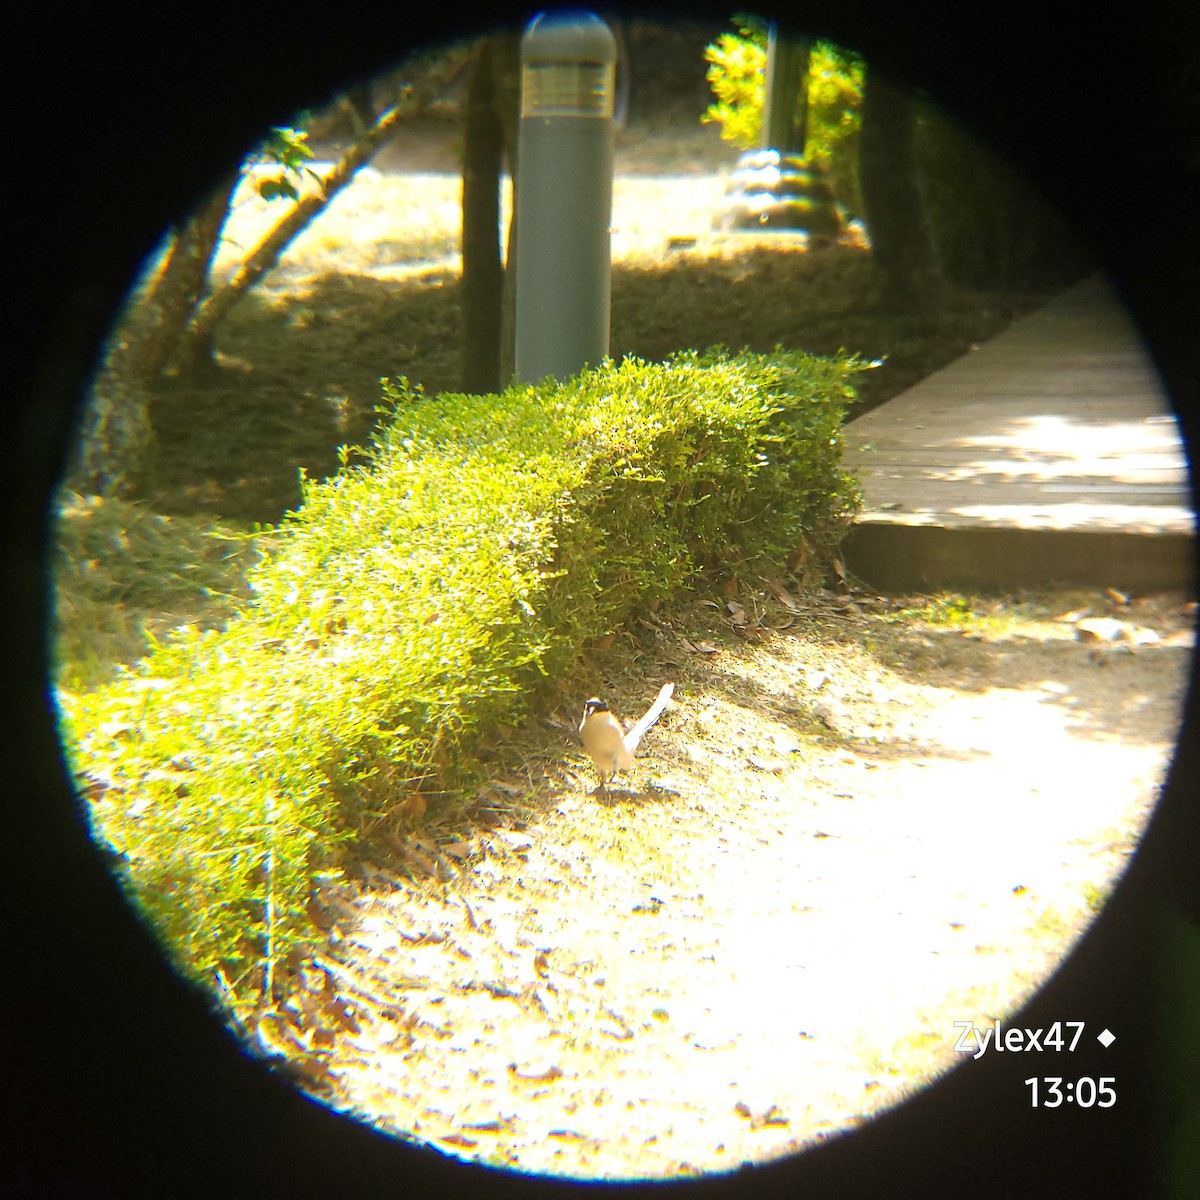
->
[57,349,862,1015]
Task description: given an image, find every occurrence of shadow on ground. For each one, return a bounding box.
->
[149,252,1052,528]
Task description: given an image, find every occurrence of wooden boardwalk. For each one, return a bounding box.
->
[840,274,1195,592]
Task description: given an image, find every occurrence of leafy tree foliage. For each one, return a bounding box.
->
[251,125,321,202]
[703,15,864,213]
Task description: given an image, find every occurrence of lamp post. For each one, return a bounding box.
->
[513,10,616,384]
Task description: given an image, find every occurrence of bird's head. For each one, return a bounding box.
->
[582,697,609,718]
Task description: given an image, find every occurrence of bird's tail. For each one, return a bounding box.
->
[623,683,675,755]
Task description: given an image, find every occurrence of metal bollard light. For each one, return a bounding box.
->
[513,10,616,384]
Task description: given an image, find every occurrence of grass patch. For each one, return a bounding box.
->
[56,348,864,1020]
[892,592,978,628]
[52,493,263,691]
[883,591,1058,638]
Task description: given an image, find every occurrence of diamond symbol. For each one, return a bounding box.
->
[1097,1028,1116,1048]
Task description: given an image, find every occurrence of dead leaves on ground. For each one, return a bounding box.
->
[262,830,624,1138]
[734,1100,791,1131]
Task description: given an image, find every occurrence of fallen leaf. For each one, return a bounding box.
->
[766,579,801,611]
[311,1026,337,1050]
[755,1105,790,1129]
[746,755,786,773]
[459,896,479,931]
[330,996,361,1032]
[1074,617,1124,643]
[256,1010,306,1058]
[507,1061,563,1083]
[1057,607,1091,623]
[395,792,427,826]
[398,842,436,876]
[548,1128,589,1142]
[435,1131,479,1150]
[734,1100,790,1128]
[1075,617,1157,645]
[490,830,533,853]
[488,778,524,796]
[598,1006,634,1040]
[306,894,336,932]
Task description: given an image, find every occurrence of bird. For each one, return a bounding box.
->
[579,682,675,794]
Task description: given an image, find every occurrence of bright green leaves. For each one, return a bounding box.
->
[251,124,320,203]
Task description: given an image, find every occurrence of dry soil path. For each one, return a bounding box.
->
[280,589,1193,1181]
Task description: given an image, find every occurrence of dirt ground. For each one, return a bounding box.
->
[267,585,1193,1181]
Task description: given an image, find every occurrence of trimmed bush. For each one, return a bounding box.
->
[56,349,863,1017]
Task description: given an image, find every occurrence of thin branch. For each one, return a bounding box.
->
[183,52,471,353]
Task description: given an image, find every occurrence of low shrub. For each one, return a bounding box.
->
[56,349,863,1018]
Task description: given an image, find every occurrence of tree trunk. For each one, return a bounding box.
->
[67,343,157,496]
[128,172,239,385]
[65,173,237,495]
[763,26,810,155]
[460,41,505,393]
[491,38,520,386]
[68,52,471,495]
[859,68,941,309]
[174,50,471,375]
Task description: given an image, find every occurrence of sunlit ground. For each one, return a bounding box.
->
[307,594,1191,1178]
[220,164,731,285]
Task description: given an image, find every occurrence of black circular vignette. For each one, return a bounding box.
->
[5,2,1196,1197]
